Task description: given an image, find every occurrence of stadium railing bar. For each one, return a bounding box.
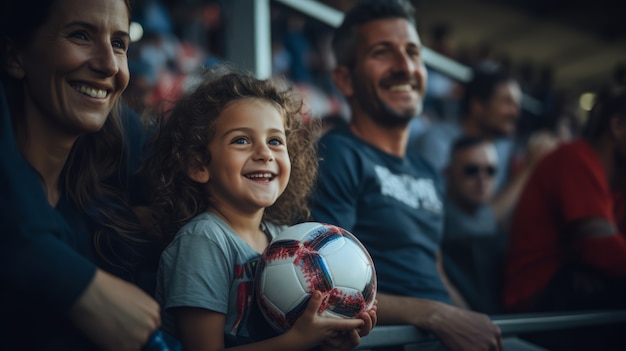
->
[354,309,626,350]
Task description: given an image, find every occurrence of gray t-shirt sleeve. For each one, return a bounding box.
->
[159,231,232,314]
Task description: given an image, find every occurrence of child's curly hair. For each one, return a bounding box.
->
[142,66,320,244]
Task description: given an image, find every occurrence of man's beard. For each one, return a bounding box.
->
[351,71,423,129]
[370,97,421,128]
[353,86,422,129]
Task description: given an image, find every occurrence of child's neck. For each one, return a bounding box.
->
[209,207,269,253]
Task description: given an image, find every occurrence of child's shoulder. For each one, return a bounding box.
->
[262,221,288,241]
[174,212,229,239]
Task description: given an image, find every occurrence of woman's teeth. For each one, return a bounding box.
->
[390,84,412,92]
[74,85,107,99]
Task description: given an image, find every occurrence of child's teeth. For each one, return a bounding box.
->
[247,173,272,179]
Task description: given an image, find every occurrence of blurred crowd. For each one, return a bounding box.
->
[123,3,626,316]
[125,0,624,140]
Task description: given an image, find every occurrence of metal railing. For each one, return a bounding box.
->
[355,310,626,350]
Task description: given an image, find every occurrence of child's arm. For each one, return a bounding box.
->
[176,291,365,351]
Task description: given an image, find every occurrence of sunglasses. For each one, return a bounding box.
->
[463,164,497,177]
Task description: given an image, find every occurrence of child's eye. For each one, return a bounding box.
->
[231,137,249,145]
[268,137,284,146]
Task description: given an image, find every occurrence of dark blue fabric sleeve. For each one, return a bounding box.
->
[310,132,362,231]
[0,83,96,313]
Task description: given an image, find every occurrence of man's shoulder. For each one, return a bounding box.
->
[319,126,358,147]
[318,127,367,162]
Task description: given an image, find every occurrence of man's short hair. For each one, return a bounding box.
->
[449,135,490,160]
[460,64,515,116]
[332,0,417,68]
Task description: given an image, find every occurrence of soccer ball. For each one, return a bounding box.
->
[255,222,377,332]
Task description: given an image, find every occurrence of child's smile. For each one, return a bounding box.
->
[206,98,291,214]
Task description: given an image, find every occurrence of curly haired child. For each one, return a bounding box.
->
[142,66,376,351]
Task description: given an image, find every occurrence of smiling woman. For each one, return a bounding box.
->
[6,0,130,140]
[0,0,165,350]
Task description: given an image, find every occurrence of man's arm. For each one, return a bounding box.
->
[376,293,502,351]
[436,251,469,309]
[491,131,557,224]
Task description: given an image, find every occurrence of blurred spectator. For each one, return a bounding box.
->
[412,65,520,188]
[598,62,626,98]
[442,136,506,314]
[504,89,626,351]
[123,59,158,114]
[123,0,214,115]
[505,91,626,314]
[423,23,463,122]
[411,65,557,224]
[136,0,173,35]
[284,13,314,84]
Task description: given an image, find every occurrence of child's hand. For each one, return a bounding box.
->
[356,299,378,337]
[287,291,364,349]
[320,299,378,351]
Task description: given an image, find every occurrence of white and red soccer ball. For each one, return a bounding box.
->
[255,222,377,332]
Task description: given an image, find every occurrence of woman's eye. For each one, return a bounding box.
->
[70,31,89,41]
[112,39,128,51]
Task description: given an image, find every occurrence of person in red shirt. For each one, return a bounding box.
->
[504,91,626,314]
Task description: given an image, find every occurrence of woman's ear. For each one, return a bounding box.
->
[3,38,25,79]
[332,65,354,98]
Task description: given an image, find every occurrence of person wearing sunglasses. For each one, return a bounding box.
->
[446,136,499,217]
[441,136,506,315]
[411,65,557,225]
